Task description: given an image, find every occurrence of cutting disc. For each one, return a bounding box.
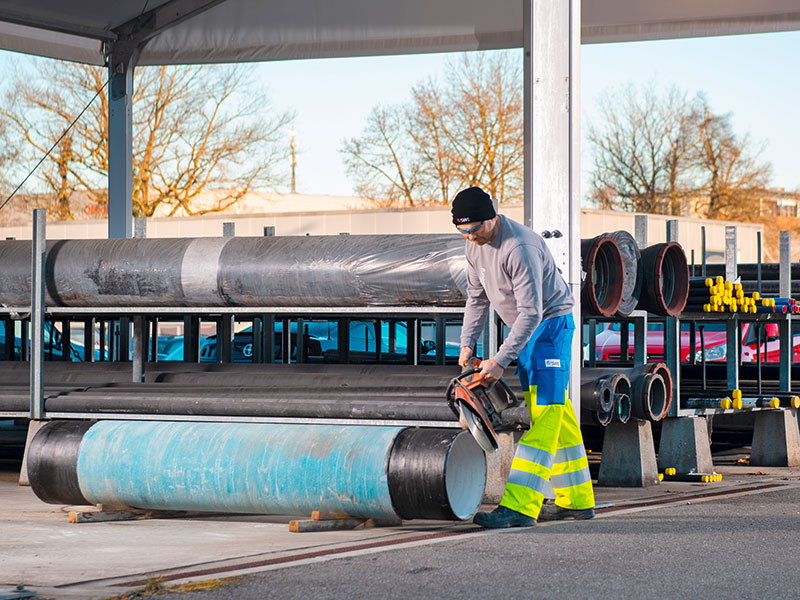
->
[457,400,498,454]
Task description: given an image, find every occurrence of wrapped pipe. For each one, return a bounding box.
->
[0,235,467,307]
[581,235,624,317]
[27,420,486,521]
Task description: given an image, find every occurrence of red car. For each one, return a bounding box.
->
[590,320,800,363]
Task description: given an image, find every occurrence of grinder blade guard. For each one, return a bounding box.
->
[446,362,519,454]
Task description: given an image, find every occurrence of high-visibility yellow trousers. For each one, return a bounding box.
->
[499,315,595,519]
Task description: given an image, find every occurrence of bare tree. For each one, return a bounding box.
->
[342,105,422,207]
[342,51,523,207]
[0,112,16,195]
[587,83,692,215]
[687,95,771,221]
[2,60,293,219]
[587,83,773,220]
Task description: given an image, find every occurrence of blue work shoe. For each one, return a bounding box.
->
[473,506,536,528]
[538,503,595,521]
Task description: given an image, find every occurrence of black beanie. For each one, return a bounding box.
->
[451,187,496,225]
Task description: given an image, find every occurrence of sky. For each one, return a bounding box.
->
[1,29,798,203]
[251,29,800,201]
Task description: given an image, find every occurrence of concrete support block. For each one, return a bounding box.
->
[483,430,524,504]
[19,419,48,486]
[657,416,714,474]
[598,420,660,487]
[750,409,800,467]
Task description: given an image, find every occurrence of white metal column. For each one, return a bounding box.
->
[108,64,134,239]
[523,0,582,416]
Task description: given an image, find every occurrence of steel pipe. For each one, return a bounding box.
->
[27,420,486,521]
[637,242,689,317]
[0,235,467,308]
[580,235,624,317]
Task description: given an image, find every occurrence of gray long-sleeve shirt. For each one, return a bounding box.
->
[459,214,574,368]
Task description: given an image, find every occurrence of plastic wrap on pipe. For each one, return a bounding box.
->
[0,235,468,307]
[607,231,642,317]
[637,242,689,317]
[580,235,624,316]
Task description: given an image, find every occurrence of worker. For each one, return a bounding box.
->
[452,186,595,528]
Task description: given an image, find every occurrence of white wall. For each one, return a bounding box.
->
[0,203,763,263]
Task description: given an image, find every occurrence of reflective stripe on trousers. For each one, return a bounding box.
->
[500,314,594,519]
[500,397,594,520]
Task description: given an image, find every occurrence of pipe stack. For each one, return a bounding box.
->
[580,372,632,426]
[684,276,774,313]
[581,234,690,318]
[583,362,672,424]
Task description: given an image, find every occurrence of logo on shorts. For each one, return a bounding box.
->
[545,359,561,368]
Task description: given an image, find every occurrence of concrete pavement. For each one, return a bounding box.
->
[2,455,800,600]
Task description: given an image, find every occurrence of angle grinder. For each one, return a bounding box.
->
[445,357,519,454]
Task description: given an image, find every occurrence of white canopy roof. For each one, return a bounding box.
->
[1,0,799,66]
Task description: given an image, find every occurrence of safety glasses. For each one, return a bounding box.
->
[456,221,484,235]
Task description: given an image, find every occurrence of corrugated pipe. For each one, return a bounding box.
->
[27,420,486,522]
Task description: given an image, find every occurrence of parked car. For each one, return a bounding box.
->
[592,320,800,363]
[0,322,85,361]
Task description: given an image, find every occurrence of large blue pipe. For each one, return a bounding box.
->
[27,420,486,521]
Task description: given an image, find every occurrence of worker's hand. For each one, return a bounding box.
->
[478,358,504,383]
[459,346,474,367]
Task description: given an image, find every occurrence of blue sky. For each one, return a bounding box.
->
[254,29,800,200]
[2,29,798,202]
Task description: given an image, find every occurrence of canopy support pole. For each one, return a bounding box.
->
[107,57,134,240]
[523,0,582,416]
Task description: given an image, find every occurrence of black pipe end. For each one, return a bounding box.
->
[639,242,689,316]
[27,420,94,506]
[581,236,624,317]
[388,428,485,521]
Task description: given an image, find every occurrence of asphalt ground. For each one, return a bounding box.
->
[3,448,800,600]
[158,484,800,600]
